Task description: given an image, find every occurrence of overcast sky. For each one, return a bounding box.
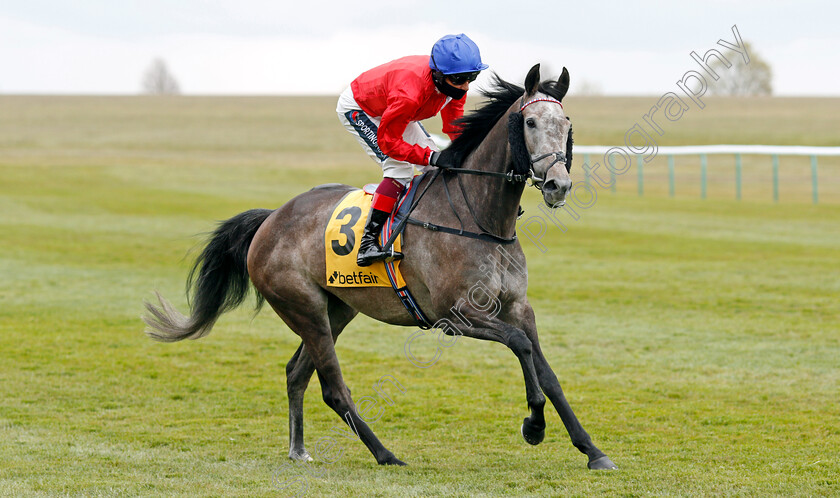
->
[1,0,838,96]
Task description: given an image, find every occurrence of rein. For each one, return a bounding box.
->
[435,166,530,184]
[380,95,568,248]
[380,168,518,253]
[441,95,567,189]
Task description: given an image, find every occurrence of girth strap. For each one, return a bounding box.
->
[380,199,435,330]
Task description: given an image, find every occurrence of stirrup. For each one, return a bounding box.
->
[357,246,403,267]
[383,248,404,263]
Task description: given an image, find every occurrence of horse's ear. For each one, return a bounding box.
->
[557,67,570,101]
[524,64,541,96]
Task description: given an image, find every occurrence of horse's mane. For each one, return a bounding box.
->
[444,73,568,167]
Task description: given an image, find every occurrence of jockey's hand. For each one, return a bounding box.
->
[429,150,455,169]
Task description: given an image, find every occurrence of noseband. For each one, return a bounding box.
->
[527,151,567,191]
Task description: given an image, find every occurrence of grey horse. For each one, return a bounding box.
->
[144,64,617,470]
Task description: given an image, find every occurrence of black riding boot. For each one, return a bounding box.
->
[356,208,403,267]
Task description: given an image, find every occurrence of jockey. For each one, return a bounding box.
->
[337,33,489,267]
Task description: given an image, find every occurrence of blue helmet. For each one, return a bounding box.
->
[429,34,489,75]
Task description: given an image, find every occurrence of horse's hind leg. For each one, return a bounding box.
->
[286,343,313,461]
[267,288,402,466]
[286,297,357,461]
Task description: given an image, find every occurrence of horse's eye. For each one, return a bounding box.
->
[526,118,536,128]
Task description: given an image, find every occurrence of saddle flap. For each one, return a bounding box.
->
[324,190,404,288]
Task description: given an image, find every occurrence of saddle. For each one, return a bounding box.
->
[324,174,432,327]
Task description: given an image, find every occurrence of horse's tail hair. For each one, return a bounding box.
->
[143,208,273,342]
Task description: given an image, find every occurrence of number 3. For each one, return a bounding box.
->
[331,206,362,256]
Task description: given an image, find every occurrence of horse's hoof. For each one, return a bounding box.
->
[520,419,545,446]
[379,454,407,466]
[288,451,313,462]
[587,455,618,470]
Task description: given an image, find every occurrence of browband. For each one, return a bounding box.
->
[520,96,563,112]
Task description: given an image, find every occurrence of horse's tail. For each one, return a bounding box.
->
[143,208,273,342]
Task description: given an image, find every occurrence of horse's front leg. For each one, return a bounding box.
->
[508,302,617,470]
[447,311,547,446]
[504,324,548,446]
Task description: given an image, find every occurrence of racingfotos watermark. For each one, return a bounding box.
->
[272,24,750,496]
[271,246,522,497]
[518,24,750,250]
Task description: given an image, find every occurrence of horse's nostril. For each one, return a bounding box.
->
[556,179,572,195]
[542,179,572,196]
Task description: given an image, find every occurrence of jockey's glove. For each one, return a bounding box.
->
[429,150,455,169]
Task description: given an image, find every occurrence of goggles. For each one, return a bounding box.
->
[446,72,480,85]
[431,54,481,85]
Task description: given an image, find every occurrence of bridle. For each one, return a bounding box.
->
[441,94,569,190]
[381,94,571,248]
[517,95,568,191]
[527,151,567,191]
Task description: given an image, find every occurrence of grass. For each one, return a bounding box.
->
[1,95,839,496]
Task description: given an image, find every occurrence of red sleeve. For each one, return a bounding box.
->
[378,98,434,166]
[440,97,466,141]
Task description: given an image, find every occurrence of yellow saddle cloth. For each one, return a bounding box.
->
[324,189,406,288]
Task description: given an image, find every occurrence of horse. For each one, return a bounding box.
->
[143,64,617,470]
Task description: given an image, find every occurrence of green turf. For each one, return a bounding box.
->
[1,96,838,496]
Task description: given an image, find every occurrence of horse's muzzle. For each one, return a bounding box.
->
[541,178,572,208]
